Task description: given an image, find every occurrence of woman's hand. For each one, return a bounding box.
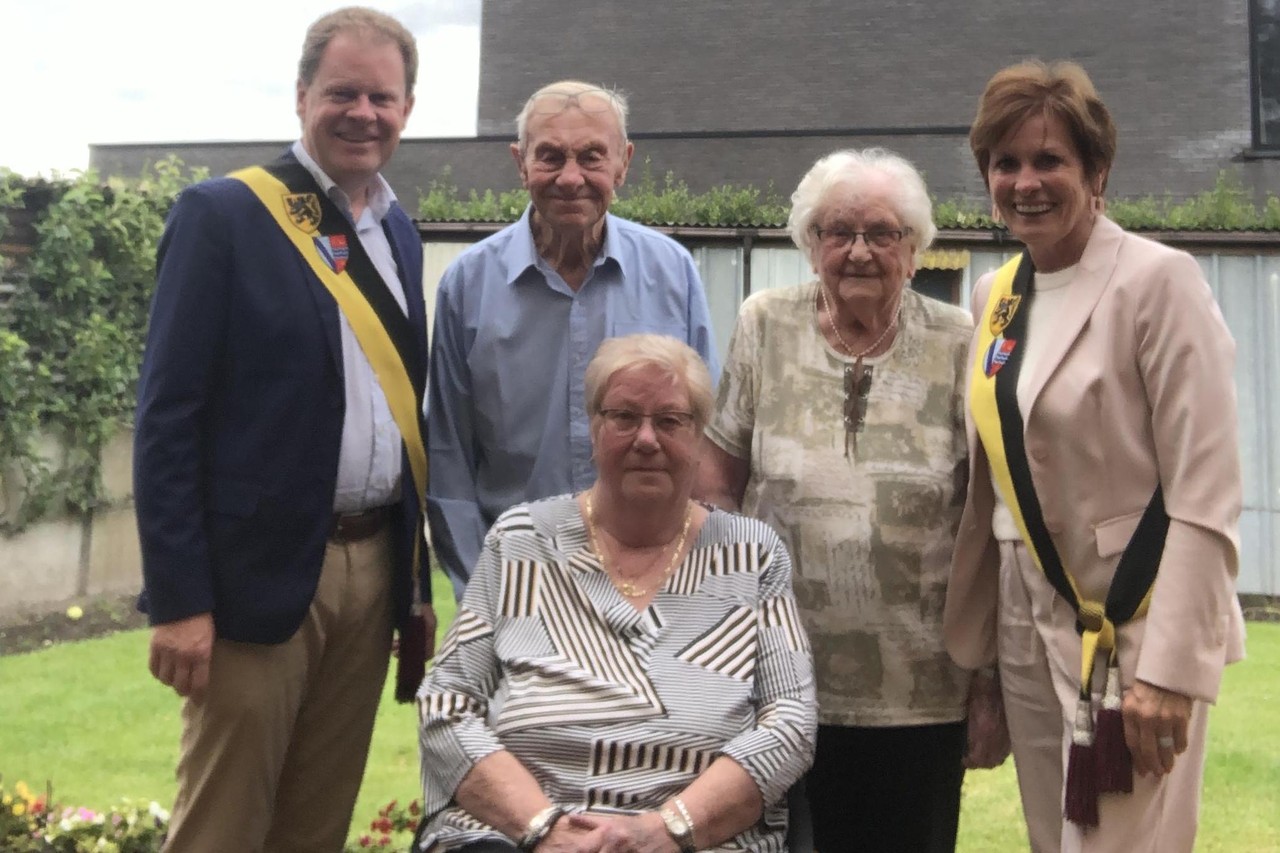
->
[963,670,1011,769]
[562,812,679,853]
[534,817,610,853]
[1122,679,1193,777]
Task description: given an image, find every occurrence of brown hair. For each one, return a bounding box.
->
[969,61,1116,192]
[298,7,418,97]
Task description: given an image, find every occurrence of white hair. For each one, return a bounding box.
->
[787,148,937,267]
[514,79,629,150]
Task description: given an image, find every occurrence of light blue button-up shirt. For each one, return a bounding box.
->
[425,207,720,593]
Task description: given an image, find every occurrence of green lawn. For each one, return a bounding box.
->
[2,590,1276,850]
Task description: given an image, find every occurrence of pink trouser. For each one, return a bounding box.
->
[997,541,1209,853]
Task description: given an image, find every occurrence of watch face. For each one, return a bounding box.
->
[661,806,691,836]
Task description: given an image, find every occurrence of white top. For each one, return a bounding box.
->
[991,264,1078,541]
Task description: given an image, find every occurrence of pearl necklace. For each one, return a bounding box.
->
[584,492,693,598]
[818,283,902,358]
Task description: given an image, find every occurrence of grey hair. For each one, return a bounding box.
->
[585,334,713,430]
[787,148,937,268]
[515,79,629,151]
[298,7,418,97]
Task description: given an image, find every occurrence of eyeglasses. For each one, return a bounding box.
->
[813,226,912,251]
[598,408,697,436]
[529,88,623,117]
[843,361,874,458]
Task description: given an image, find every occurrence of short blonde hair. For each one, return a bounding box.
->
[787,148,936,268]
[585,335,713,430]
[298,7,418,96]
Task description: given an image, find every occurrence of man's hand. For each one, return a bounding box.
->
[420,604,438,661]
[1122,679,1193,778]
[148,613,215,700]
[963,670,1011,769]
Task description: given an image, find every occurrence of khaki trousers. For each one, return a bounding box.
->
[163,530,394,853]
[998,541,1209,853]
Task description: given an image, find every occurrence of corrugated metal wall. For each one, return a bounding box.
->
[422,238,1279,595]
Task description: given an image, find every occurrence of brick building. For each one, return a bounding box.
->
[93,0,1280,208]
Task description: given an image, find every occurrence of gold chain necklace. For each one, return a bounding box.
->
[584,492,693,598]
[818,283,902,358]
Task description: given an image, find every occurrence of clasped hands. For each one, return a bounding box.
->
[534,810,681,853]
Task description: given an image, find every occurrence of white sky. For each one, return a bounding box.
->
[0,0,481,178]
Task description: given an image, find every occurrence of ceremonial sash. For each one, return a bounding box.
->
[968,252,1170,823]
[231,160,428,580]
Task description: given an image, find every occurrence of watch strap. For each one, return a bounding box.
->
[517,805,565,851]
[659,804,696,853]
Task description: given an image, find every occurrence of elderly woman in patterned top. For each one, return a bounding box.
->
[698,148,1002,852]
[417,334,816,853]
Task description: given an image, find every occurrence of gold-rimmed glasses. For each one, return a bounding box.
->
[598,409,697,436]
[529,87,623,117]
[813,226,912,251]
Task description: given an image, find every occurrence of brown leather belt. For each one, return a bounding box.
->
[329,506,390,542]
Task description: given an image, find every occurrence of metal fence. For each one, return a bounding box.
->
[421,229,1280,595]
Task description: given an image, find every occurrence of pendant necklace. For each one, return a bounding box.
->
[584,492,693,598]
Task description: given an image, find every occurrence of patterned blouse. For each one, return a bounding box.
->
[707,284,972,727]
[417,496,816,852]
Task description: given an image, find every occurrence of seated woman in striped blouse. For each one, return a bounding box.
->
[417,334,816,853]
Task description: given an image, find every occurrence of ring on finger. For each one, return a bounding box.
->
[1157,735,1175,749]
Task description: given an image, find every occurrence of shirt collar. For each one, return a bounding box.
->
[502,204,622,286]
[290,140,396,223]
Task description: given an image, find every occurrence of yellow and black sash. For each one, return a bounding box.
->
[233,159,430,702]
[969,252,1169,697]
[231,159,426,509]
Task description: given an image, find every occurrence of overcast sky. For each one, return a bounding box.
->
[1,0,480,178]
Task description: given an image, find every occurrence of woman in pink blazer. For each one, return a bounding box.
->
[944,61,1246,852]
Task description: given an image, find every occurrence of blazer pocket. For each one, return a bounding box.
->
[207,477,262,518]
[1092,509,1146,559]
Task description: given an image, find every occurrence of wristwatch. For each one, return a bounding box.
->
[517,805,564,851]
[659,803,696,853]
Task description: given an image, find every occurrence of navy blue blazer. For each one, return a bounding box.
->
[134,166,428,644]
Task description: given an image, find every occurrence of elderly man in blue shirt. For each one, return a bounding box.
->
[426,79,720,593]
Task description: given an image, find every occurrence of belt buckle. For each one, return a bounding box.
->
[330,507,386,542]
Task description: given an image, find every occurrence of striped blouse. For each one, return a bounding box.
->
[417,496,817,852]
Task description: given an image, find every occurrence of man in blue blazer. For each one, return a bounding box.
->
[133,8,431,850]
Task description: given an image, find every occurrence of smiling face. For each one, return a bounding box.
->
[591,363,701,507]
[813,180,916,308]
[987,112,1100,272]
[512,95,634,238]
[296,30,413,200]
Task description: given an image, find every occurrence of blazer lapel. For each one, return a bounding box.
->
[1022,216,1125,419]
[385,214,428,358]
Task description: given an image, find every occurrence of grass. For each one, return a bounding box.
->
[955,622,1280,851]
[1,600,1276,850]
